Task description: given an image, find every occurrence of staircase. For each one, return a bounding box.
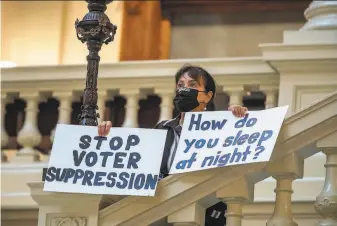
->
[25,91,337,226]
[2,1,337,225]
[97,91,337,226]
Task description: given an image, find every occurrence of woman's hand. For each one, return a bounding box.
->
[98,121,112,136]
[228,105,248,118]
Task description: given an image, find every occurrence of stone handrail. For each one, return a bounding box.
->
[1,57,279,159]
[97,91,337,226]
[25,91,337,226]
[0,57,279,212]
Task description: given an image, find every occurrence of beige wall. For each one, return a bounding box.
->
[170,11,305,58]
[2,3,306,65]
[1,1,123,66]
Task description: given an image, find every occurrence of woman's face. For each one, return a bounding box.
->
[176,72,213,111]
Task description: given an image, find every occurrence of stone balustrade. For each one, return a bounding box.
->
[26,91,336,226]
[2,1,337,225]
[1,57,279,160]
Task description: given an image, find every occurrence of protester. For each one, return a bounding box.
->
[97,64,247,226]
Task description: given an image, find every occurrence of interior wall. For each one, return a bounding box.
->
[1,1,65,66]
[1,1,123,66]
[170,10,305,58]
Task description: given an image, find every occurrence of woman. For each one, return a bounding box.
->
[98,65,247,176]
[98,65,247,226]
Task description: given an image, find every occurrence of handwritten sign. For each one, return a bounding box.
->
[43,124,167,196]
[169,106,288,174]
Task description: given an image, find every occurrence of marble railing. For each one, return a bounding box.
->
[1,57,279,160]
[27,91,337,226]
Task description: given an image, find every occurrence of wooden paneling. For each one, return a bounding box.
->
[161,0,311,14]
[119,1,171,61]
[159,19,171,59]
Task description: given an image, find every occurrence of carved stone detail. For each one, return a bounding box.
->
[50,217,87,226]
[315,198,337,216]
[314,147,337,225]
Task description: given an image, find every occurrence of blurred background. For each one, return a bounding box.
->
[2,1,337,226]
[1,0,310,153]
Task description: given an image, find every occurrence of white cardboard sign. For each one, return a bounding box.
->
[169,106,288,174]
[43,124,167,196]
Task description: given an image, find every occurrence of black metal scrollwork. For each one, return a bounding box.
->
[75,0,117,126]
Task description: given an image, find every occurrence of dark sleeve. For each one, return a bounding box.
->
[153,120,167,129]
[205,202,227,226]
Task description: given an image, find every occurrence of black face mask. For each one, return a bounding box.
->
[174,88,205,112]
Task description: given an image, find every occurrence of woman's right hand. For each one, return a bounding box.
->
[98,121,112,136]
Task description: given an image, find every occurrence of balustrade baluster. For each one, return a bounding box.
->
[1,93,9,149]
[97,90,108,124]
[50,91,74,141]
[261,86,278,109]
[156,89,173,122]
[266,153,304,226]
[16,92,42,161]
[216,177,254,226]
[121,89,139,128]
[315,132,337,226]
[224,86,244,107]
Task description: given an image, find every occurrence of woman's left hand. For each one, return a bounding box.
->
[228,105,248,118]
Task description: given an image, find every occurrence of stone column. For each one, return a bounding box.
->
[17,92,42,161]
[224,86,244,107]
[261,86,278,109]
[168,202,205,226]
[301,1,337,30]
[50,91,73,141]
[1,93,9,148]
[266,153,304,226]
[156,88,173,122]
[216,177,254,226]
[28,182,102,226]
[121,89,139,128]
[315,131,337,226]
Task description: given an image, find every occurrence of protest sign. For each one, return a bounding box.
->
[169,106,288,174]
[43,124,167,196]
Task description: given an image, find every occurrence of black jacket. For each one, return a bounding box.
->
[154,116,181,177]
[154,116,227,226]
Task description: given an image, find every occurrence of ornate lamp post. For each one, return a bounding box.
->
[75,0,117,126]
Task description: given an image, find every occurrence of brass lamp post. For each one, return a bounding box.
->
[75,0,117,126]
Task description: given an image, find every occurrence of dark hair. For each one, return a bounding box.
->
[174,64,216,111]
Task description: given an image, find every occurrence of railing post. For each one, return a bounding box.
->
[266,153,304,226]
[28,182,102,226]
[168,202,205,226]
[97,90,108,124]
[216,177,254,226]
[224,86,244,107]
[51,91,73,141]
[155,88,174,122]
[1,92,9,149]
[17,92,42,161]
[315,131,337,226]
[260,86,278,109]
[121,89,140,128]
